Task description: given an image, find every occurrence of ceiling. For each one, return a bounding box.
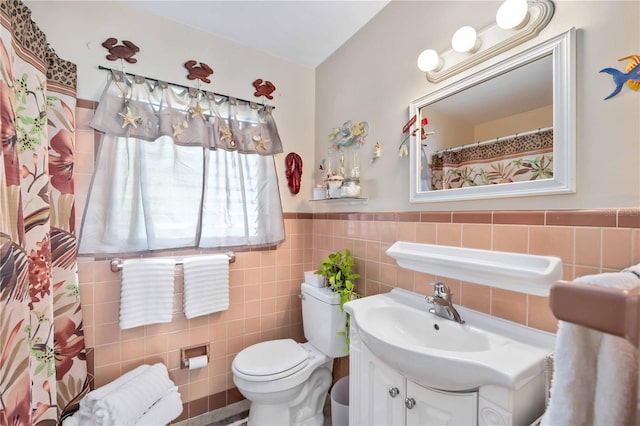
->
[124,1,391,68]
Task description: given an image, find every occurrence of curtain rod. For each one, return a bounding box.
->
[434,126,552,154]
[97,65,275,110]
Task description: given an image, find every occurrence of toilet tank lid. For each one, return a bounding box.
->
[301,283,341,305]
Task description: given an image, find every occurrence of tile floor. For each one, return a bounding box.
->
[194,393,334,426]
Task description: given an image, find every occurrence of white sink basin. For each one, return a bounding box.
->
[368,305,493,352]
[345,289,554,391]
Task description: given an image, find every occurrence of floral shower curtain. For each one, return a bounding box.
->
[430,128,554,190]
[0,1,88,425]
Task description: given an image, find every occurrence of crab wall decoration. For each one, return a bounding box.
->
[102,38,140,63]
[184,61,214,84]
[253,79,276,100]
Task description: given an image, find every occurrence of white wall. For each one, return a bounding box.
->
[27,1,315,213]
[315,0,640,212]
[28,1,640,213]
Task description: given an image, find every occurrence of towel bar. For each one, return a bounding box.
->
[109,252,236,272]
[550,280,640,345]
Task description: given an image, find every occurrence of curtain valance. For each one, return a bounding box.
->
[91,70,283,155]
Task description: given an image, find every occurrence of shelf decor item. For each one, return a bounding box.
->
[324,120,369,198]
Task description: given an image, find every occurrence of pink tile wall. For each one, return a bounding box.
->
[75,103,640,420]
[312,211,640,334]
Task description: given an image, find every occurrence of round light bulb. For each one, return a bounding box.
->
[496,0,529,30]
[451,26,480,53]
[417,49,442,72]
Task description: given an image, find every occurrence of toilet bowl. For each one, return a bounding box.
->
[232,283,347,426]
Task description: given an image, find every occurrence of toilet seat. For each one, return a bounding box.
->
[233,339,309,382]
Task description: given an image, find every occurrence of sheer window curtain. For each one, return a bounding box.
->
[79,71,285,255]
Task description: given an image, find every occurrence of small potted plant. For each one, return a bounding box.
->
[316,249,360,309]
[316,249,360,351]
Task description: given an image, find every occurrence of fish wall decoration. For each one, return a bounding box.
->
[600,54,640,100]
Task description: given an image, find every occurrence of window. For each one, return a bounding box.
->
[79,71,284,255]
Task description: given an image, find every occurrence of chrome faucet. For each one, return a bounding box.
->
[426,282,464,324]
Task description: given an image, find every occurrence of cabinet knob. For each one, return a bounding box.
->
[405,397,416,409]
[388,387,400,398]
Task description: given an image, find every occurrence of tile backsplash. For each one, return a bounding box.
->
[75,102,639,421]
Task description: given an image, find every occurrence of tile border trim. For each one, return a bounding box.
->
[293,208,639,228]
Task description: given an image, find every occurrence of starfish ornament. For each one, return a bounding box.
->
[219,125,233,144]
[118,107,141,129]
[252,134,269,150]
[172,121,188,141]
[191,102,206,120]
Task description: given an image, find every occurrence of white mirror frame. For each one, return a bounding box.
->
[409,28,576,203]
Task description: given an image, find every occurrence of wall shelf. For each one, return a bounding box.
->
[386,241,562,296]
[310,197,368,205]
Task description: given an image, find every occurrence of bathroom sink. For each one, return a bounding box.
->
[367,305,493,353]
[344,289,554,391]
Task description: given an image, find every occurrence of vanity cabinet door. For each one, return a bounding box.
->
[361,351,406,426]
[405,381,477,426]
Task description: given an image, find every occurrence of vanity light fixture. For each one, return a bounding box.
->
[451,26,481,53]
[496,0,530,29]
[417,49,443,72]
[416,0,554,83]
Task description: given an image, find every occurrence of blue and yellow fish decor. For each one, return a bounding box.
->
[329,120,369,148]
[600,54,640,100]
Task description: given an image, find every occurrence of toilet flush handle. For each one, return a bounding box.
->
[298,293,305,300]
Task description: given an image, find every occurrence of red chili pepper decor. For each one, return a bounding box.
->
[285,152,303,194]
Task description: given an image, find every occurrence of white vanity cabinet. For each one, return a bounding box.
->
[348,316,548,426]
[351,338,477,426]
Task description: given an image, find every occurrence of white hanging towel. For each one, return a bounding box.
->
[541,264,640,426]
[119,258,176,330]
[183,254,229,319]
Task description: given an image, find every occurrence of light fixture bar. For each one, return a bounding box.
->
[425,0,554,83]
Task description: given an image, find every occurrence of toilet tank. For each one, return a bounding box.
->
[301,283,348,358]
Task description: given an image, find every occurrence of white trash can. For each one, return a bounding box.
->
[331,376,349,426]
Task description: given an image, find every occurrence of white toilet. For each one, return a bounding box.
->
[232,282,347,426]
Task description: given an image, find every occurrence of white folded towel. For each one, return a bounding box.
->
[79,364,150,414]
[93,363,176,425]
[63,363,181,426]
[120,258,176,329]
[183,254,229,319]
[135,389,183,425]
[542,265,640,426]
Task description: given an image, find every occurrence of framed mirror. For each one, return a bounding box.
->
[409,28,575,203]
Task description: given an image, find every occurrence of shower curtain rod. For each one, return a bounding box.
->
[97,65,275,110]
[434,125,552,154]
